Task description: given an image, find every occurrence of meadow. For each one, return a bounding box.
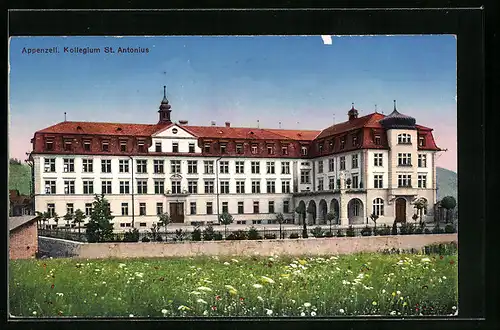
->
[9,253,457,318]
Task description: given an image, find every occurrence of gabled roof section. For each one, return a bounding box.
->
[315,112,386,140]
[182,125,294,140]
[264,129,321,141]
[9,216,39,232]
[36,121,170,136]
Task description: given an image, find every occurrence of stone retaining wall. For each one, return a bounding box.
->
[38,236,83,258]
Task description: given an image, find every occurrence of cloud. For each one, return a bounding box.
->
[321,35,333,45]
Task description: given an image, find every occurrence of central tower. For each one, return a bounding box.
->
[158,85,172,124]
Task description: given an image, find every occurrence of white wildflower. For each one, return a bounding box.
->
[261,276,275,284]
[231,259,239,263]
[257,296,264,302]
[339,309,345,314]
[56,292,64,297]
[442,276,447,279]
[196,299,207,304]
[223,262,230,266]
[452,306,457,310]
[161,309,168,315]
[396,291,401,295]
[129,314,134,317]
[224,285,237,291]
[390,311,397,316]
[253,284,263,289]
[304,302,312,308]
[421,258,431,263]
[300,312,306,316]
[190,291,201,295]
[102,281,106,285]
[32,311,37,315]
[311,311,317,316]
[382,289,386,293]
[197,286,213,292]
[118,263,126,268]
[266,309,273,316]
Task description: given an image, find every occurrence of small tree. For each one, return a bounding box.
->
[72,209,86,237]
[219,212,234,239]
[326,211,337,235]
[275,213,285,239]
[440,196,457,224]
[413,198,428,225]
[36,211,49,230]
[158,212,171,239]
[149,223,161,241]
[52,212,60,231]
[63,212,73,232]
[85,194,114,243]
[370,213,379,235]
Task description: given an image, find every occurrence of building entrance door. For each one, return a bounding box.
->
[169,202,185,223]
[395,198,407,222]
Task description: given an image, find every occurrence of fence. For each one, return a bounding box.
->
[39,221,457,244]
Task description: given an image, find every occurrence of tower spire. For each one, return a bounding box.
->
[158,85,172,124]
[163,85,166,98]
[393,99,397,111]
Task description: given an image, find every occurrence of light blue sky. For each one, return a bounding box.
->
[9,35,457,171]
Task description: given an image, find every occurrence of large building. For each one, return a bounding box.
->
[30,87,440,231]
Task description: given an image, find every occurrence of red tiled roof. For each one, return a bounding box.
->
[265,129,321,141]
[315,113,386,140]
[37,121,171,136]
[180,125,318,141]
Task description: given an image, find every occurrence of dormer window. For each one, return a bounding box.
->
[340,137,345,150]
[45,139,54,151]
[120,141,128,152]
[318,143,323,154]
[83,140,91,151]
[329,140,334,151]
[137,140,145,153]
[220,143,227,154]
[155,142,162,152]
[236,144,243,154]
[419,136,426,147]
[352,136,358,147]
[267,145,274,155]
[301,146,308,156]
[251,144,258,154]
[374,135,381,145]
[64,140,73,151]
[101,141,109,152]
[282,145,288,155]
[204,143,211,153]
[189,143,195,153]
[398,133,411,144]
[172,142,179,153]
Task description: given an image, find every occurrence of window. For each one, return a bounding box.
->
[329,177,335,190]
[352,175,359,189]
[101,141,109,152]
[45,139,54,151]
[83,180,94,194]
[300,170,310,184]
[206,202,213,215]
[282,145,288,155]
[372,198,384,216]
[418,174,427,188]
[318,178,324,191]
[171,180,181,194]
[267,145,274,155]
[83,140,91,151]
[318,143,323,154]
[85,203,93,217]
[188,180,198,194]
[252,181,261,193]
[339,157,346,170]
[236,181,245,194]
[398,153,412,166]
[136,159,147,173]
[82,159,93,173]
[283,200,290,213]
[220,181,230,194]
[64,140,73,151]
[190,202,197,215]
[156,202,163,215]
[251,161,260,174]
[66,203,74,215]
[235,161,244,174]
[251,144,258,154]
[101,180,112,194]
[352,136,358,146]
[189,143,195,153]
[301,146,308,156]
[154,160,164,174]
[139,222,147,227]
[222,202,229,213]
[119,159,129,173]
[328,158,334,172]
[340,137,345,150]
[418,136,426,147]
[139,203,146,216]
[64,180,75,194]
[281,180,291,193]
[329,140,334,151]
[281,162,290,174]
[418,154,427,168]
[188,160,198,174]
[120,181,130,194]
[352,154,359,169]
[374,135,381,145]
[101,159,112,173]
[318,160,323,173]
[172,142,179,153]
[137,180,148,194]
[252,220,262,225]
[236,144,243,154]
[398,175,412,188]
[219,161,229,174]
[170,160,181,173]
[204,161,214,174]
[267,180,276,193]
[398,133,411,144]
[204,180,214,194]
[44,158,56,172]
[266,162,275,174]
[137,141,146,153]
[268,201,275,213]
[220,143,227,154]
[154,180,165,194]
[63,159,75,172]
[120,141,127,152]
[374,175,383,188]
[155,141,162,152]
[238,201,244,214]
[204,143,211,153]
[121,203,129,216]
[47,203,55,217]
[253,201,260,214]
[374,153,383,166]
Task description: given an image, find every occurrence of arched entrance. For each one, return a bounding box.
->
[348,198,364,225]
[330,198,340,224]
[296,200,306,224]
[395,198,407,222]
[307,200,317,225]
[318,199,328,224]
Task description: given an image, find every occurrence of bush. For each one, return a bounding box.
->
[264,233,276,239]
[192,227,202,241]
[391,222,398,235]
[346,226,355,237]
[227,230,247,240]
[432,225,445,234]
[360,226,372,236]
[414,227,424,235]
[400,223,415,235]
[423,242,458,255]
[202,224,215,241]
[444,224,456,233]
[424,228,432,234]
[324,231,334,237]
[247,226,262,240]
[376,225,391,236]
[310,226,325,238]
[213,232,223,241]
[289,232,299,239]
[336,230,345,237]
[174,229,185,241]
[155,236,164,242]
[141,236,150,242]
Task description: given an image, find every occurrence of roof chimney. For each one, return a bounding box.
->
[179,120,188,125]
[211,121,216,126]
[225,121,231,128]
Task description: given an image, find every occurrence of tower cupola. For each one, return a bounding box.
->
[348,103,359,121]
[158,85,172,124]
[379,100,416,129]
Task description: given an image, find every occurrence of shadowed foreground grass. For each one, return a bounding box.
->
[9,253,457,317]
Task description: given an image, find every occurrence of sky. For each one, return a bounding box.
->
[8,35,457,171]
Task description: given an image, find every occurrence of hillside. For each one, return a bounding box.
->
[9,162,32,196]
[436,167,458,202]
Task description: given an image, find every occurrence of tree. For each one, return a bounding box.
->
[275,213,285,239]
[52,212,60,231]
[36,211,49,230]
[158,212,171,239]
[219,212,234,239]
[440,196,457,224]
[85,194,114,243]
[370,213,379,235]
[72,209,86,237]
[295,204,305,225]
[63,212,73,232]
[413,198,428,225]
[326,211,337,235]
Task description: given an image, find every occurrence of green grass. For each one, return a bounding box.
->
[9,253,457,318]
[9,163,31,196]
